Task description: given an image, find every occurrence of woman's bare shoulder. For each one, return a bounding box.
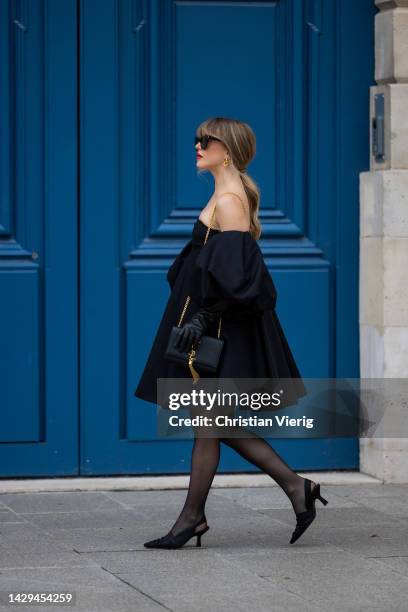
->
[215,191,250,231]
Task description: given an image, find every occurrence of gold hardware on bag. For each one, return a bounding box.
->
[176,201,222,380]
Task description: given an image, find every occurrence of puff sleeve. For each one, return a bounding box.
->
[189,230,277,313]
[166,239,193,290]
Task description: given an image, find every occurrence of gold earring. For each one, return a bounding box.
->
[223,156,230,167]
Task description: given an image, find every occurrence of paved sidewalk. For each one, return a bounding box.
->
[0,474,408,611]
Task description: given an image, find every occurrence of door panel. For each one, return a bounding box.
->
[0,0,78,476]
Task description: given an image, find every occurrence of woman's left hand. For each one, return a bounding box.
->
[174,311,208,352]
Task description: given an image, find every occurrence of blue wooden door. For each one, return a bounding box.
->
[81,0,375,475]
[0,0,375,477]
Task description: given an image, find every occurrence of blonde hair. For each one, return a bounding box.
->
[196,117,261,240]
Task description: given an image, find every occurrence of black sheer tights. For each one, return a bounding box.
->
[170,437,220,536]
[169,427,315,537]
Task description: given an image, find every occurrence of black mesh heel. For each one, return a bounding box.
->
[289,479,328,544]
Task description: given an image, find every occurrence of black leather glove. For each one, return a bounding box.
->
[174,299,230,353]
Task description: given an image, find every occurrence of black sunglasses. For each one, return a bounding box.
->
[194,135,224,150]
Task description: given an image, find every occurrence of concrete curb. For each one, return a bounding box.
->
[0,471,382,493]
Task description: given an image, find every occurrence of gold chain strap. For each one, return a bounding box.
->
[177,200,222,340]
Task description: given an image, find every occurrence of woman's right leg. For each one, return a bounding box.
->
[220,428,314,515]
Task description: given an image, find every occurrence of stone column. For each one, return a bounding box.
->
[360,0,408,482]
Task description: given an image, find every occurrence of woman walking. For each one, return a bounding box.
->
[134,117,328,549]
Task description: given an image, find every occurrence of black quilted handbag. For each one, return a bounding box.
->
[165,318,224,382]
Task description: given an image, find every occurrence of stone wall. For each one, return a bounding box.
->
[360,0,408,482]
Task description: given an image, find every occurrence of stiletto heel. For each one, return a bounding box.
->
[144,516,209,549]
[289,479,329,545]
[315,483,328,505]
[196,525,209,547]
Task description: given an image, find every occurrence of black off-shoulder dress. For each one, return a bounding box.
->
[134,216,307,410]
